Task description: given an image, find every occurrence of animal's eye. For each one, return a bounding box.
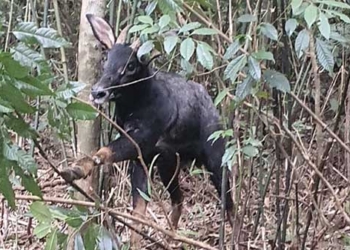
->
[127,62,135,71]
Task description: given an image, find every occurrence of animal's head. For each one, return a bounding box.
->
[86,14,144,104]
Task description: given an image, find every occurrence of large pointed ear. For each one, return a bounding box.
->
[86,14,115,49]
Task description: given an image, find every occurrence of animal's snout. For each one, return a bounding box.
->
[90,85,110,104]
[91,89,107,99]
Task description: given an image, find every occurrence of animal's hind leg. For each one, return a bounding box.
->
[130,160,148,248]
[156,150,183,229]
[202,138,234,226]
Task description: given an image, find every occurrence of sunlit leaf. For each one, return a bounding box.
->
[315,0,350,9]
[179,22,201,34]
[180,38,195,61]
[129,24,149,33]
[159,15,171,29]
[34,223,51,239]
[259,23,278,41]
[285,19,298,37]
[45,229,58,250]
[295,29,310,58]
[236,76,254,101]
[291,0,303,14]
[248,56,261,80]
[191,28,218,35]
[304,4,318,28]
[315,38,334,72]
[196,42,213,70]
[30,202,53,223]
[224,54,247,82]
[137,15,153,25]
[214,88,229,106]
[137,40,154,59]
[318,12,331,39]
[224,40,241,60]
[164,36,178,54]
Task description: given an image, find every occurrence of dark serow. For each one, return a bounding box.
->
[63,14,234,247]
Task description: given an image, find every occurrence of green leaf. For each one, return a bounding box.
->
[0,80,35,114]
[0,161,15,208]
[159,15,171,29]
[196,42,213,70]
[0,53,29,79]
[137,15,153,25]
[318,12,331,39]
[56,81,86,100]
[252,50,275,63]
[326,10,350,23]
[137,188,151,202]
[224,40,241,60]
[4,115,37,139]
[0,99,14,113]
[236,76,254,101]
[242,145,259,157]
[137,40,154,59]
[315,0,350,9]
[248,56,261,80]
[45,229,58,250]
[158,0,182,13]
[14,76,53,97]
[214,88,229,106]
[145,1,157,15]
[180,59,193,75]
[34,223,51,239]
[263,69,291,93]
[65,216,84,228]
[180,38,195,61]
[13,22,70,48]
[13,164,42,198]
[191,28,218,35]
[315,38,334,72]
[164,36,178,54]
[294,2,309,16]
[304,4,318,28]
[140,25,159,35]
[259,23,278,41]
[83,224,99,250]
[224,54,247,82]
[291,0,303,14]
[16,148,38,174]
[30,202,52,223]
[295,29,310,58]
[285,19,298,37]
[179,22,201,34]
[66,102,98,120]
[129,24,149,33]
[237,14,257,23]
[10,43,46,71]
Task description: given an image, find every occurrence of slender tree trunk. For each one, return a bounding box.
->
[67,0,106,249]
[76,0,106,155]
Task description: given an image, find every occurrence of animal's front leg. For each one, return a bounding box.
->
[129,161,149,249]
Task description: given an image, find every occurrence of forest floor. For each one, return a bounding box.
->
[1,135,350,249]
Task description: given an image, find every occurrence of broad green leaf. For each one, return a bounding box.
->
[145,0,157,15]
[180,38,195,61]
[294,3,310,16]
[0,53,28,79]
[137,15,153,25]
[10,43,46,71]
[248,56,261,80]
[129,24,149,33]
[0,161,15,208]
[179,22,201,34]
[224,54,247,82]
[4,115,37,139]
[158,0,182,13]
[65,216,84,228]
[291,0,303,14]
[34,223,51,239]
[242,145,259,157]
[13,76,53,97]
[196,42,213,70]
[55,81,86,100]
[164,36,178,54]
[98,226,114,250]
[159,15,171,29]
[13,164,42,197]
[214,88,229,106]
[191,28,218,35]
[318,12,331,39]
[259,23,278,41]
[315,38,334,72]
[252,50,275,63]
[16,148,38,174]
[30,202,52,223]
[285,19,298,37]
[66,102,98,120]
[295,29,310,58]
[140,25,159,35]
[83,224,99,250]
[180,59,194,74]
[45,229,58,250]
[224,40,241,60]
[237,14,257,23]
[326,10,350,23]
[13,22,70,48]
[315,0,350,9]
[236,76,254,101]
[0,99,14,113]
[304,4,318,28]
[263,69,291,93]
[0,80,35,114]
[137,40,154,59]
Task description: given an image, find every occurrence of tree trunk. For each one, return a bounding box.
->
[76,0,106,155]
[67,0,106,249]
